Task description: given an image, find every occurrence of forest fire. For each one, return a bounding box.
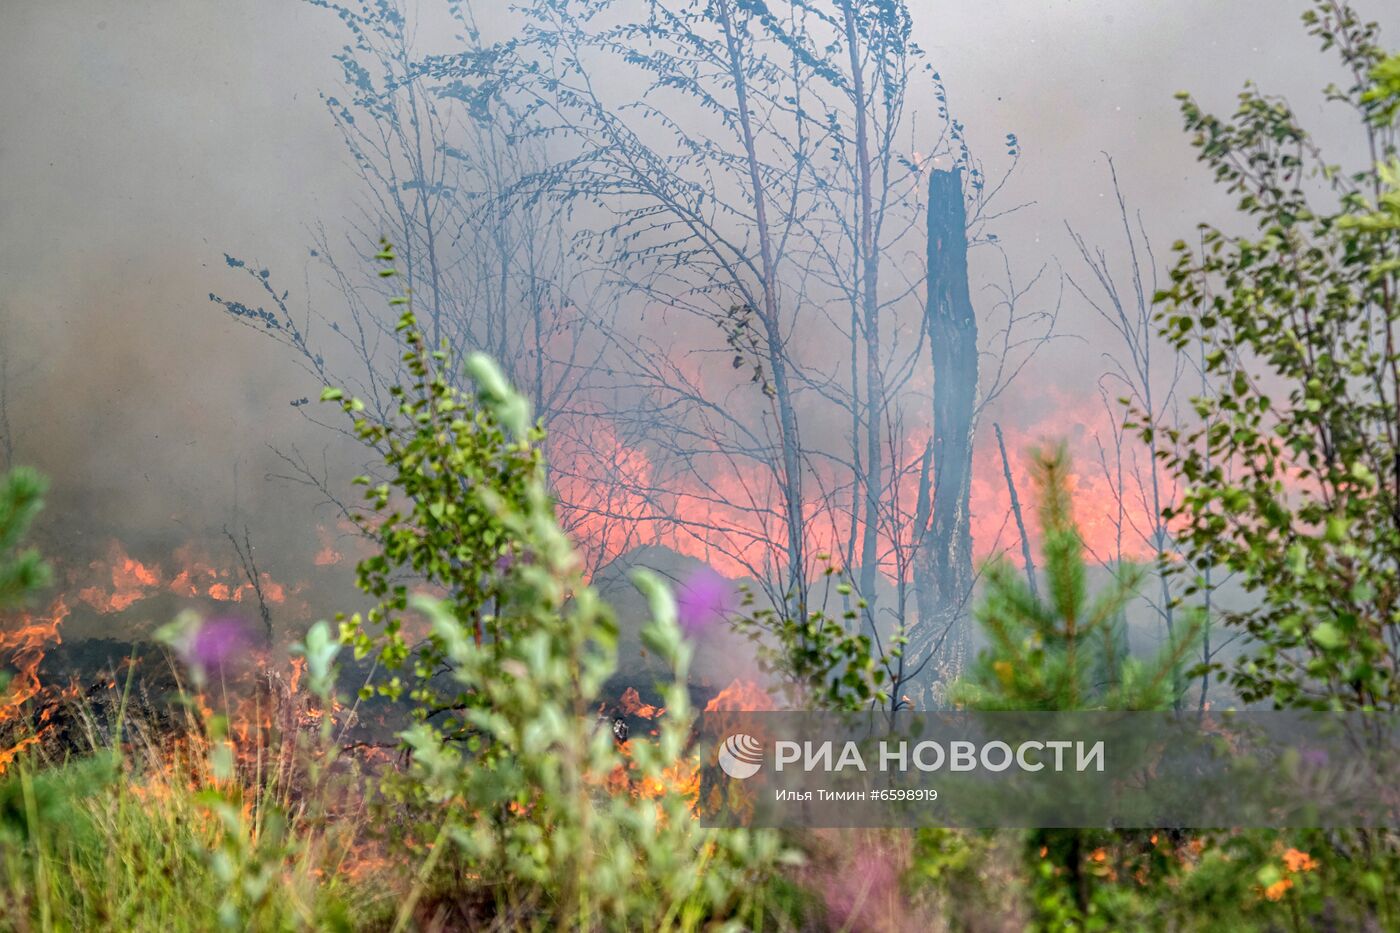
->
[0,599,68,721]
[704,679,775,713]
[552,381,1164,587]
[0,375,1159,787]
[71,539,301,618]
[0,598,68,773]
[0,379,1158,784]
[0,528,348,777]
[5,0,1397,924]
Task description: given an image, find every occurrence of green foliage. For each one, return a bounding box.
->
[0,466,52,766]
[194,620,354,930]
[0,752,118,848]
[953,445,1197,712]
[730,567,890,712]
[0,467,50,609]
[1155,829,1396,931]
[402,576,785,929]
[1152,3,1400,711]
[0,640,367,931]
[328,265,787,929]
[328,241,539,728]
[1363,54,1400,127]
[1124,9,1400,931]
[951,446,1199,930]
[906,827,1015,927]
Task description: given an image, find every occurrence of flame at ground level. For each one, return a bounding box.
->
[72,539,303,617]
[0,597,68,773]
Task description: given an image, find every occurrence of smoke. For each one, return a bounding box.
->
[1,0,1395,641]
[1,4,352,585]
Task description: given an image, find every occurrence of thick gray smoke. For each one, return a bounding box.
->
[0,0,1394,644]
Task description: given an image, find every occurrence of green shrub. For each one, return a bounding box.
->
[327,246,538,729]
[730,566,889,712]
[1153,2,1400,714]
[326,250,790,929]
[950,445,1198,930]
[0,466,50,611]
[952,445,1197,714]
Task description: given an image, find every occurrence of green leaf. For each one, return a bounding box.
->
[1312,622,1344,650]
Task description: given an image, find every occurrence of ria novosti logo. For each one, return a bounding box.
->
[718,733,764,779]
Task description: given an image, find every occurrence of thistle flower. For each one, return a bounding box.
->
[187,617,250,670]
[675,567,734,635]
[157,612,252,686]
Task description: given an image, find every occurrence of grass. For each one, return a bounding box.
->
[0,653,1394,931]
[0,654,394,932]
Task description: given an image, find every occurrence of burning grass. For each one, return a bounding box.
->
[0,632,401,930]
[0,599,787,931]
[0,599,67,775]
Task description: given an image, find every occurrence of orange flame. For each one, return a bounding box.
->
[704,679,774,713]
[618,687,662,719]
[551,383,1166,585]
[66,539,307,623]
[0,597,69,772]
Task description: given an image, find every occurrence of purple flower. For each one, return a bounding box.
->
[1302,746,1330,769]
[675,567,734,635]
[495,549,533,576]
[185,617,251,671]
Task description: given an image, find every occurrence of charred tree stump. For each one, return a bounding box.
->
[913,168,978,698]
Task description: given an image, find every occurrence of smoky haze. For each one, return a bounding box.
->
[0,0,1393,645]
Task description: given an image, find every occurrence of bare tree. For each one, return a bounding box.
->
[1067,157,1238,709]
[212,1,613,564]
[226,524,274,644]
[214,0,1059,707]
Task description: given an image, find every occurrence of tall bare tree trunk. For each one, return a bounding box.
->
[838,1,884,630]
[717,2,807,613]
[914,167,977,696]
